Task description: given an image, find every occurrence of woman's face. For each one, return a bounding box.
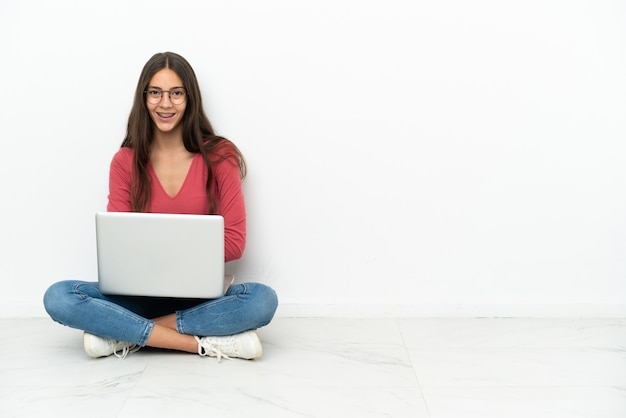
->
[145,68,187,136]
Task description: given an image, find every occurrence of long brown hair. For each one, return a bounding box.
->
[121,52,246,213]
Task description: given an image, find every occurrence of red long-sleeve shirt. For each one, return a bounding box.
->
[107,147,246,262]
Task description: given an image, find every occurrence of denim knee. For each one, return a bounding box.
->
[43,280,74,324]
[248,282,278,327]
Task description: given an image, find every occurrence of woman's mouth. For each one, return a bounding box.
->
[157,112,175,119]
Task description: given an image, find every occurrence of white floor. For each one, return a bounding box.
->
[1,317,625,418]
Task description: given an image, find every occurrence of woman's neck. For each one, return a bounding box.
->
[151,129,186,154]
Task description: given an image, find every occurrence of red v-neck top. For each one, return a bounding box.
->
[107,146,246,262]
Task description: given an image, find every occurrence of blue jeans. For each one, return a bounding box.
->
[43,281,278,347]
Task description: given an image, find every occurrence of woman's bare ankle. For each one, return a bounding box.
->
[151,313,177,330]
[146,323,198,353]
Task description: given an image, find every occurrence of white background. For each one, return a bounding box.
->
[1,0,625,317]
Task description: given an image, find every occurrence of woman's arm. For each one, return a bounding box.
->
[213,158,247,262]
[107,147,133,212]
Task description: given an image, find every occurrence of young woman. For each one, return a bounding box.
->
[43,52,278,361]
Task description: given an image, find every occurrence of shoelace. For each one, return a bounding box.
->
[195,336,235,363]
[203,343,232,363]
[113,342,140,359]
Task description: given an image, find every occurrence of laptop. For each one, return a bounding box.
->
[96,212,232,299]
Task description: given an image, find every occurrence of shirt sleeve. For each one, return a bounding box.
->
[213,158,247,262]
[107,148,133,212]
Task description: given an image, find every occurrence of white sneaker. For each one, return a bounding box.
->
[83,332,140,359]
[195,330,262,362]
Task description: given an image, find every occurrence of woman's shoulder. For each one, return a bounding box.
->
[203,137,239,163]
[203,136,235,150]
[111,146,134,163]
[109,147,135,175]
[114,146,134,157]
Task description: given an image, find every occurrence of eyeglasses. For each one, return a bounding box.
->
[144,88,187,105]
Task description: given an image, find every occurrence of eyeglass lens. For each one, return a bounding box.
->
[146,88,186,104]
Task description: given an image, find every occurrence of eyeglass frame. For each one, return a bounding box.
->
[143,87,187,104]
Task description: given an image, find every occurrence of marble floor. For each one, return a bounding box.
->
[1,317,625,417]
